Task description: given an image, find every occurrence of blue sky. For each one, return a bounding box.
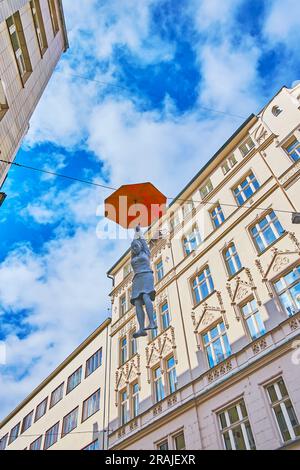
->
[0,0,300,419]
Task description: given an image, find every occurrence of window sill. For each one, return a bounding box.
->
[227,267,245,281]
[193,290,216,310]
[256,231,288,257]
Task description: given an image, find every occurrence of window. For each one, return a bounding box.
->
[50,383,64,408]
[200,179,213,199]
[6,13,32,83]
[21,411,33,434]
[157,439,169,450]
[221,155,237,175]
[182,201,194,218]
[83,440,100,451]
[274,266,300,317]
[241,299,266,339]
[120,389,128,426]
[8,423,20,445]
[132,382,139,418]
[130,330,137,357]
[0,434,8,450]
[123,264,132,278]
[174,432,186,450]
[150,311,158,340]
[44,422,59,450]
[154,366,165,403]
[48,0,59,35]
[67,366,82,394]
[30,0,48,55]
[62,407,78,437]
[233,172,260,205]
[86,348,102,377]
[192,267,214,305]
[203,322,231,368]
[266,378,300,443]
[284,137,300,162]
[170,212,180,231]
[120,337,127,365]
[156,259,164,282]
[35,397,48,422]
[161,302,171,330]
[239,137,255,157]
[120,294,127,316]
[218,399,256,450]
[166,356,177,394]
[82,389,100,422]
[224,243,242,276]
[210,204,225,228]
[251,211,284,253]
[183,226,201,256]
[0,79,9,120]
[29,436,42,450]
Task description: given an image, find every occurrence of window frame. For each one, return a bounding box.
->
[210,204,225,229]
[284,136,300,162]
[266,377,300,443]
[49,382,64,409]
[30,0,48,56]
[8,422,20,445]
[240,298,266,340]
[223,243,242,277]
[6,12,32,84]
[183,225,201,256]
[153,365,165,403]
[44,421,59,450]
[191,266,215,306]
[239,136,255,157]
[166,355,177,395]
[48,0,60,36]
[34,397,48,422]
[155,259,164,282]
[273,265,300,317]
[85,348,102,378]
[66,366,82,395]
[250,210,284,254]
[82,389,101,423]
[202,321,231,369]
[29,435,42,450]
[21,410,34,434]
[218,399,256,450]
[232,171,260,206]
[62,406,79,438]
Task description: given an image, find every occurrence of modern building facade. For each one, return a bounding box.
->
[1,83,300,450]
[0,0,68,193]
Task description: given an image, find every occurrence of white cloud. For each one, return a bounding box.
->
[263,0,300,45]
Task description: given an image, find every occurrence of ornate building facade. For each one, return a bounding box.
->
[0,0,68,194]
[1,83,300,450]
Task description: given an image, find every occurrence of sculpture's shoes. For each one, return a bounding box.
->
[144,323,158,331]
[133,330,147,338]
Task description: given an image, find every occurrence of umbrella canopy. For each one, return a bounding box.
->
[104,182,167,229]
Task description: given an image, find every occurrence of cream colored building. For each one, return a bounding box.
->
[0,319,111,450]
[0,0,68,193]
[1,83,300,450]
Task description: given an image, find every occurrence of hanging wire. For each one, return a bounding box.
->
[0,158,296,215]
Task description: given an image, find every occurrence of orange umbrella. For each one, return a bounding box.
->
[104,182,167,229]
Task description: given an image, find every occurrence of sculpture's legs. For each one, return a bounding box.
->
[133,299,147,338]
[143,293,158,330]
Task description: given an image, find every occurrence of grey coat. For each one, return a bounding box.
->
[130,238,156,305]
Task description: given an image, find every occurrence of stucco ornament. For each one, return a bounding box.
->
[130,225,157,338]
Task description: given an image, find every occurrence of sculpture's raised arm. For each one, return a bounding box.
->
[134,225,150,257]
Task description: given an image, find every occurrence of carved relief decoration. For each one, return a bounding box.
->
[191,291,228,349]
[226,268,261,319]
[145,327,177,383]
[253,123,269,145]
[115,354,141,406]
[255,232,300,298]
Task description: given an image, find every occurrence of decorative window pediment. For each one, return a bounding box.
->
[226,268,261,320]
[255,232,300,298]
[145,327,177,383]
[115,354,140,406]
[191,291,228,349]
